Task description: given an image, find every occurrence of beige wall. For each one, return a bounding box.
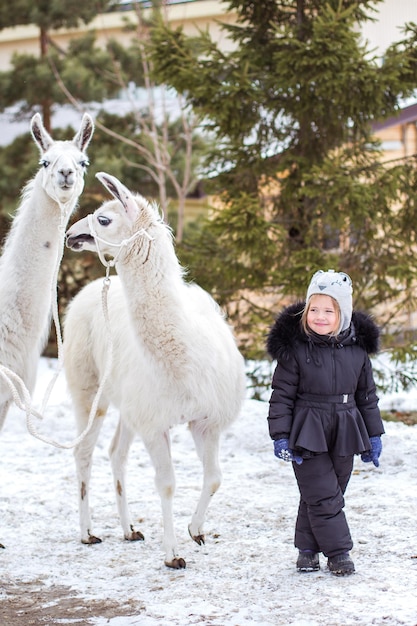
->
[0,1,235,71]
[377,123,417,162]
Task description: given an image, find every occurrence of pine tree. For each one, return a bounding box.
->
[148,0,417,367]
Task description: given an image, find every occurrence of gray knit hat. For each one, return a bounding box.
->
[306,269,353,333]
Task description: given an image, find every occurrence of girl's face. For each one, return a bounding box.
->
[306,294,339,335]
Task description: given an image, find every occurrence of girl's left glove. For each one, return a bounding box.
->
[274,439,303,465]
[361,436,382,467]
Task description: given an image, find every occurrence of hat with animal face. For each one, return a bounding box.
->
[306,269,353,333]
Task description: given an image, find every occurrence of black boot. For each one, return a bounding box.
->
[327,553,355,576]
[296,550,320,572]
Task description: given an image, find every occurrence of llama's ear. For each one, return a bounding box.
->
[73,113,94,152]
[96,172,138,221]
[31,113,54,154]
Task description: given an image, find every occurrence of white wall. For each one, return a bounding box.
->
[360,0,417,55]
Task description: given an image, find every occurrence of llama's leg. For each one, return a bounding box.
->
[0,399,8,547]
[0,401,8,547]
[143,431,185,569]
[109,418,144,542]
[74,407,107,544]
[188,420,222,545]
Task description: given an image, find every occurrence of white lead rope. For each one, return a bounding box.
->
[0,365,43,421]
[24,276,114,449]
[21,275,113,449]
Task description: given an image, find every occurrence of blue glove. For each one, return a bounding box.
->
[361,436,382,467]
[274,439,303,465]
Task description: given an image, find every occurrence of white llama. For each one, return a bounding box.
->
[64,172,246,569]
[0,112,94,432]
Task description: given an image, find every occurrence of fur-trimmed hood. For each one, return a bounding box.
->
[267,301,380,361]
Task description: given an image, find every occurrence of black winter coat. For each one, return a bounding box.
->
[267,302,385,457]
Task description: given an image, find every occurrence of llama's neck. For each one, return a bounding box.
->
[0,174,74,345]
[115,232,190,371]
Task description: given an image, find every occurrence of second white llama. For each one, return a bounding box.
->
[64,172,246,569]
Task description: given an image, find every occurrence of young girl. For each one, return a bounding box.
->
[267,269,384,576]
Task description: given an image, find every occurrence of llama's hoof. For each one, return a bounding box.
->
[165,557,186,569]
[125,529,145,542]
[81,534,102,545]
[193,533,205,546]
[188,525,205,546]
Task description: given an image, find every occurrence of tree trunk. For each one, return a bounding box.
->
[40,26,52,132]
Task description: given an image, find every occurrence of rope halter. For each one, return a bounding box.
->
[87,213,154,272]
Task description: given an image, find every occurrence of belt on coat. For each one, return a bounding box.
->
[298,392,353,404]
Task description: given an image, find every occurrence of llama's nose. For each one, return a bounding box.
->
[59,168,75,186]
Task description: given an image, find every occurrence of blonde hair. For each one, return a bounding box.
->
[301,294,341,337]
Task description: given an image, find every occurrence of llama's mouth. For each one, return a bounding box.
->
[66,233,94,250]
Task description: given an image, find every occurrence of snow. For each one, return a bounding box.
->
[1,357,417,625]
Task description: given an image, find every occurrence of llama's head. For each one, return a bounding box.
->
[31,112,94,206]
[66,172,161,263]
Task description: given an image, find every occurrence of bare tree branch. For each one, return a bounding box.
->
[48,0,205,240]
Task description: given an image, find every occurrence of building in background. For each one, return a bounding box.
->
[373,103,417,163]
[0,0,415,148]
[0,0,235,72]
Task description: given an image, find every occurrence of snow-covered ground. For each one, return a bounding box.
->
[1,357,417,626]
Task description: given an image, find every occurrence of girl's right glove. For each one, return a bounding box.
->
[274,439,303,465]
[360,436,382,467]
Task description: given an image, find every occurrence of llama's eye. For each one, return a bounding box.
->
[97,215,111,226]
[39,159,50,168]
[80,159,89,168]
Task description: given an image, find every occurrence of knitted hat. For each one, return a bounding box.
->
[306,269,353,333]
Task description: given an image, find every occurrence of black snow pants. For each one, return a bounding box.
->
[292,452,354,558]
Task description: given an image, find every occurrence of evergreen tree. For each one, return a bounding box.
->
[147,0,417,367]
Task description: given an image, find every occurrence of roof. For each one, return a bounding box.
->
[372,102,417,131]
